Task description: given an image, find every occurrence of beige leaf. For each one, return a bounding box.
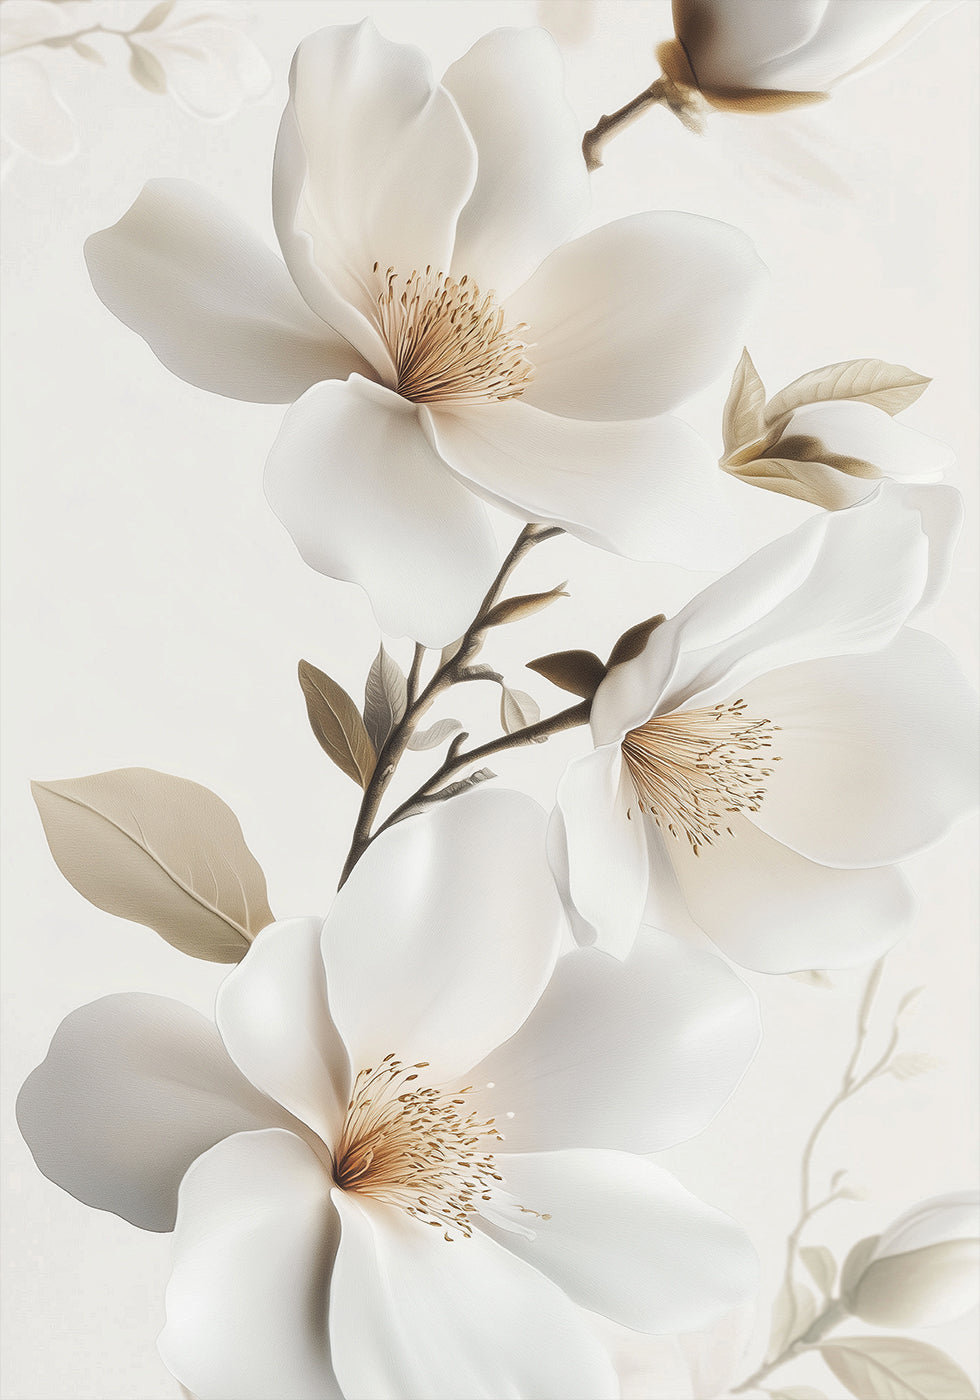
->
[801,1244,838,1298]
[362,645,407,754]
[841,1234,883,1302]
[888,1052,943,1080]
[132,0,178,33]
[500,687,541,735]
[31,769,274,963]
[765,359,931,424]
[298,660,376,788]
[767,1278,818,1361]
[790,969,836,989]
[482,583,569,629]
[128,43,168,94]
[407,717,463,752]
[772,1388,829,1400]
[820,1337,979,1400]
[722,347,768,458]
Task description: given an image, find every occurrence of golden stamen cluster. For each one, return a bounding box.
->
[622,699,781,854]
[372,263,534,406]
[334,1054,504,1240]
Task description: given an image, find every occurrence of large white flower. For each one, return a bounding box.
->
[84,21,769,646]
[18,789,761,1400]
[550,484,977,972]
[664,0,940,107]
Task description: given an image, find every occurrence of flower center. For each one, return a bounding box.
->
[622,699,781,854]
[371,263,534,406]
[334,1055,504,1240]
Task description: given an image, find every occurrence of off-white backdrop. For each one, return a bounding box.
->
[2,2,977,1397]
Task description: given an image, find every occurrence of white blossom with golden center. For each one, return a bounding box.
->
[84,20,774,648]
[551,484,977,972]
[19,789,762,1400]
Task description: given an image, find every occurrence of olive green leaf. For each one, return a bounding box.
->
[298,660,376,787]
[32,768,274,963]
[820,1337,979,1400]
[527,649,606,698]
[606,614,666,670]
[482,583,569,630]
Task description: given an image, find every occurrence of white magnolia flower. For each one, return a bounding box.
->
[550,484,978,972]
[849,1192,980,1329]
[18,789,761,1400]
[84,21,770,647]
[663,0,941,109]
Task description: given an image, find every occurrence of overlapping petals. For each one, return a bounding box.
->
[85,20,772,644]
[19,789,761,1399]
[553,484,978,971]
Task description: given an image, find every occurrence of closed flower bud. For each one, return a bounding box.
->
[849,1192,980,1328]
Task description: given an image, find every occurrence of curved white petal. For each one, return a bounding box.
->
[742,630,978,867]
[666,813,914,972]
[84,180,364,403]
[263,376,499,647]
[776,0,933,90]
[506,212,766,421]
[674,0,827,91]
[551,745,648,957]
[470,930,760,1154]
[322,788,564,1083]
[329,1191,618,1400]
[16,994,287,1231]
[216,918,349,1154]
[443,28,590,298]
[877,1192,980,1259]
[488,1150,759,1334]
[901,482,963,614]
[425,398,764,567]
[273,21,476,374]
[591,482,947,741]
[158,1129,341,1400]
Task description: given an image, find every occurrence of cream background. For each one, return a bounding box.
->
[1,2,977,1397]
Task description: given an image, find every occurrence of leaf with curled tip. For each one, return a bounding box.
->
[765,359,931,425]
[298,660,376,788]
[722,347,768,459]
[820,1337,979,1400]
[31,769,274,963]
[363,644,407,753]
[500,687,541,735]
[527,649,606,699]
[482,583,569,629]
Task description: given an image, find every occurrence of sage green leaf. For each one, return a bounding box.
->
[298,660,376,788]
[801,1244,838,1298]
[31,769,274,963]
[527,649,605,698]
[363,644,407,754]
[840,1234,882,1304]
[820,1337,979,1400]
[128,44,168,94]
[500,687,541,735]
[765,359,931,424]
[722,347,768,458]
[407,718,463,752]
[482,584,569,629]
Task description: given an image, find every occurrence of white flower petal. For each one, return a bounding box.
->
[0,54,77,165]
[667,813,914,972]
[263,376,499,647]
[876,1192,980,1258]
[674,0,827,92]
[158,1129,341,1400]
[742,630,978,867]
[775,0,932,90]
[471,930,760,1153]
[506,212,766,421]
[592,483,947,739]
[551,745,649,957]
[215,918,349,1154]
[329,1191,618,1400]
[443,28,590,298]
[273,21,476,374]
[488,1150,759,1333]
[322,789,564,1083]
[425,398,761,567]
[84,180,364,403]
[16,994,287,1231]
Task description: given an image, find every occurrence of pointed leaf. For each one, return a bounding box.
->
[501,687,541,735]
[820,1337,979,1400]
[767,1279,818,1360]
[722,347,768,457]
[765,359,931,424]
[840,1234,882,1303]
[482,584,569,629]
[72,39,106,65]
[606,614,667,670]
[298,660,376,788]
[407,718,463,752]
[31,769,274,963]
[801,1245,838,1298]
[128,43,168,94]
[527,649,606,698]
[132,0,178,33]
[362,645,408,754]
[888,1052,942,1080]
[791,970,836,989]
